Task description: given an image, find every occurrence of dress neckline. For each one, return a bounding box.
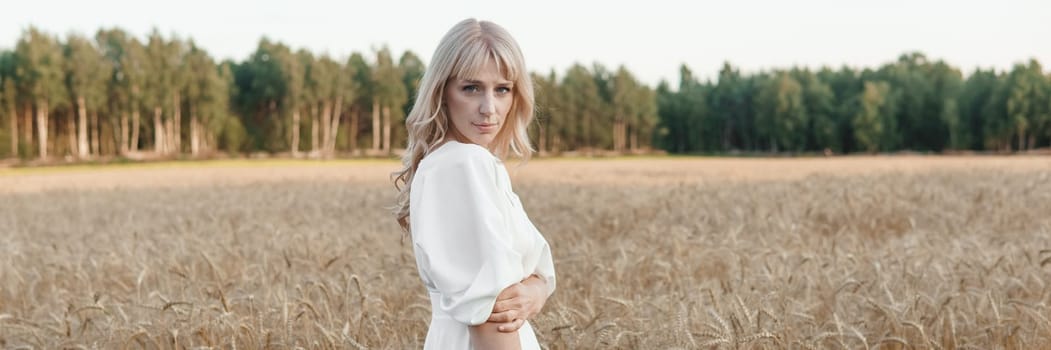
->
[432,140,499,161]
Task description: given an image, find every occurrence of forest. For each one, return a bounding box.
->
[0,27,1049,160]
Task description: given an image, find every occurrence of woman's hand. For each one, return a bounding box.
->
[488,274,549,333]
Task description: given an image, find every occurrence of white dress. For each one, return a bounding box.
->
[409,140,557,349]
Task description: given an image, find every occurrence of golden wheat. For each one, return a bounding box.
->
[0,156,1049,349]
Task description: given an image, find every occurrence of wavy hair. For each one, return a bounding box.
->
[392,18,535,231]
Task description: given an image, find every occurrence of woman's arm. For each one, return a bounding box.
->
[488,274,549,332]
[470,322,522,350]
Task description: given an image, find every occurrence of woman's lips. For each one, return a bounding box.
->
[473,122,498,133]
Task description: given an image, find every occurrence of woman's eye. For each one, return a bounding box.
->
[461,85,511,94]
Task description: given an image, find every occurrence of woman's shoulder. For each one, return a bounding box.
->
[419,141,499,174]
[420,139,498,167]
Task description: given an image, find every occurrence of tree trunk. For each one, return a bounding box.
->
[614,120,623,152]
[349,108,359,153]
[624,123,631,151]
[120,112,129,155]
[328,97,343,156]
[382,105,392,155]
[165,117,175,154]
[100,117,112,155]
[36,100,48,159]
[626,127,634,150]
[372,98,380,151]
[154,106,164,154]
[201,129,209,154]
[1018,129,1025,152]
[206,129,214,153]
[173,92,181,154]
[617,123,626,150]
[538,122,546,155]
[190,104,199,157]
[620,121,626,152]
[585,113,592,153]
[131,110,140,152]
[68,110,78,156]
[291,109,300,157]
[91,111,100,155]
[77,96,89,158]
[620,120,626,152]
[23,102,32,154]
[311,103,319,154]
[8,102,16,158]
[321,100,332,156]
[722,120,732,151]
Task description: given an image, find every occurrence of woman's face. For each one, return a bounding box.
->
[444,59,513,149]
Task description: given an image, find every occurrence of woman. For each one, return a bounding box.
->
[392,19,556,349]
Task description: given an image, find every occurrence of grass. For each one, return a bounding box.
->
[0,157,1049,348]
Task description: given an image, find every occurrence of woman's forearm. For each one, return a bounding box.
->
[470,321,521,350]
[521,274,548,297]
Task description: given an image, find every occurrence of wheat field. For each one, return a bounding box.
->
[1,156,1050,349]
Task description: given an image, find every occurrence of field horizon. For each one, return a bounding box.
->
[2,154,1048,193]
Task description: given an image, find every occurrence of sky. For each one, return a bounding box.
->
[2,0,1049,87]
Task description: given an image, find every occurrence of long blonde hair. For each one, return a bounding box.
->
[392,18,535,231]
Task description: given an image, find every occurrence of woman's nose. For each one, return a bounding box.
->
[479,94,496,116]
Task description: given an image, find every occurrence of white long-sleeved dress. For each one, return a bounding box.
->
[409,140,557,349]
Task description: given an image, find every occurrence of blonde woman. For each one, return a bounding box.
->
[392,19,556,349]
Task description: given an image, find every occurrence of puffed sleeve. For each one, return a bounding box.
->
[531,233,557,297]
[514,192,557,298]
[410,152,524,326]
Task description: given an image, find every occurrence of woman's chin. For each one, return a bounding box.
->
[468,135,495,148]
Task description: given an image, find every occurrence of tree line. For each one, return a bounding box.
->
[0,28,1048,161]
[659,54,1051,154]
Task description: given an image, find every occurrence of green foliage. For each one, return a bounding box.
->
[372,46,406,107]
[64,34,110,118]
[16,27,67,106]
[0,126,8,156]
[96,28,146,123]
[853,81,891,152]
[1004,60,1050,151]
[399,51,424,115]
[655,56,1050,154]
[709,63,748,150]
[2,26,1050,159]
[960,69,998,150]
[218,114,248,153]
[755,72,808,152]
[232,38,293,152]
[561,63,605,150]
[655,65,711,153]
